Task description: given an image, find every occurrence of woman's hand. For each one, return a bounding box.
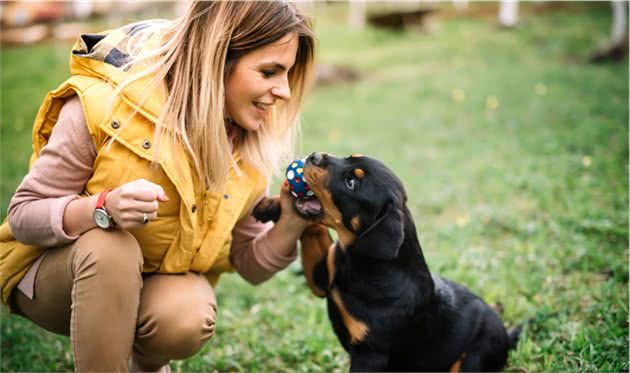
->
[260,180,313,260]
[277,180,311,234]
[105,179,169,229]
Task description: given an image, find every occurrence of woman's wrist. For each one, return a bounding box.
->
[63,194,99,237]
[264,215,307,257]
[277,212,309,236]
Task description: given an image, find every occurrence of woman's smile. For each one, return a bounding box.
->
[253,101,272,116]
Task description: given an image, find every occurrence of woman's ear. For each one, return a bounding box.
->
[350,202,404,260]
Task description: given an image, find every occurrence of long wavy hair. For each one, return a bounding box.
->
[113,1,315,191]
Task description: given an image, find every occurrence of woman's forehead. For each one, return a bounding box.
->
[244,32,298,68]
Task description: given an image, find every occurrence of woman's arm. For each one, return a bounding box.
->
[8,96,169,245]
[8,96,98,246]
[230,183,310,285]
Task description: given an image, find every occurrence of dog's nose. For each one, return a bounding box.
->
[306,152,327,167]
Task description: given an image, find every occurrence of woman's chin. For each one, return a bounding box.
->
[232,119,256,132]
[245,123,262,132]
[246,119,266,132]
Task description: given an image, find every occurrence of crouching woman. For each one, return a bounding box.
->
[0,1,315,371]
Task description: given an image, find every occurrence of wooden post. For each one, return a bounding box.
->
[348,0,366,29]
[453,0,469,10]
[611,0,627,45]
[498,0,519,28]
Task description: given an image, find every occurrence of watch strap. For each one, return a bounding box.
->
[96,189,112,210]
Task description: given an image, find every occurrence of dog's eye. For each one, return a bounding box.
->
[345,176,356,190]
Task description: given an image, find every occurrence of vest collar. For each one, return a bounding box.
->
[70,24,167,123]
[70,24,242,164]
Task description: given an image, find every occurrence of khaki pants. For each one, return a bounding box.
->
[10,228,217,372]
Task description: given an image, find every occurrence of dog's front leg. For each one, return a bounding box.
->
[253,197,331,296]
[300,224,333,297]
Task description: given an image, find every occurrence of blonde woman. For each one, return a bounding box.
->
[0,1,315,371]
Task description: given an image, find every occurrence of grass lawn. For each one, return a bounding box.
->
[1,2,627,372]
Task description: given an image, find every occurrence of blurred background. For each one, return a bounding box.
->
[1,1,628,371]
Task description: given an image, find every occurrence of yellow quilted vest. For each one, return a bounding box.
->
[0,26,268,304]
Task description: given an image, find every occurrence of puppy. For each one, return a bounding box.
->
[254,153,519,372]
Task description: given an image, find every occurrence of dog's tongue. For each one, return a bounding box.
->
[303,199,322,212]
[296,197,322,215]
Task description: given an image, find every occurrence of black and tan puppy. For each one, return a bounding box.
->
[254,152,519,372]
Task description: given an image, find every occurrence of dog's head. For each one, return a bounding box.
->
[303,152,406,259]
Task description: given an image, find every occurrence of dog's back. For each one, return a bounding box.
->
[387,273,512,371]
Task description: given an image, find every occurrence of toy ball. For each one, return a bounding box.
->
[286,158,314,199]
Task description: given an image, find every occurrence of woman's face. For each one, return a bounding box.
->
[225,32,299,132]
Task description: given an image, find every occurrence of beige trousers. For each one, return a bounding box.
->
[10,228,217,372]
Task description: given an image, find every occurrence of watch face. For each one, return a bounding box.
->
[93,209,111,229]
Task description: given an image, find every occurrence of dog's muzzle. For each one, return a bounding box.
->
[306,152,328,167]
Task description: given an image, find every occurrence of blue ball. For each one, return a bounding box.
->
[286,158,314,199]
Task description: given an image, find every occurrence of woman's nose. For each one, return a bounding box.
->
[271,79,291,101]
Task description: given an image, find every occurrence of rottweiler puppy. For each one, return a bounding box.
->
[254,152,519,372]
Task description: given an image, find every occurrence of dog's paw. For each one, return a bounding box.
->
[252,196,282,223]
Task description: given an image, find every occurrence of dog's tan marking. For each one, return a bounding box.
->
[350,153,363,158]
[353,168,365,179]
[351,216,361,231]
[303,165,325,186]
[317,188,355,249]
[331,289,369,344]
[299,224,332,297]
[326,243,336,286]
[449,353,467,373]
[304,165,356,249]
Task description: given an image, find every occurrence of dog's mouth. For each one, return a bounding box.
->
[294,197,323,219]
[298,158,329,220]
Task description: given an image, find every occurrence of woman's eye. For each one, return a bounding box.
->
[261,70,275,78]
[345,176,355,190]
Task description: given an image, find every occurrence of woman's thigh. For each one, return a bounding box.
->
[11,228,144,336]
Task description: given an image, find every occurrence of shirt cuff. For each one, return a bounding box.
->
[50,195,82,245]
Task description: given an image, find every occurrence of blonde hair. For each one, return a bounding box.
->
[113,1,315,191]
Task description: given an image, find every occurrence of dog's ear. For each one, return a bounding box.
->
[351,201,404,260]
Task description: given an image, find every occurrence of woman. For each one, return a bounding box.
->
[0,1,315,372]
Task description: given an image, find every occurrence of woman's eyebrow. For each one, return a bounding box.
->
[258,62,289,71]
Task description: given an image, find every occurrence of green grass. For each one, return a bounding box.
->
[1,2,628,372]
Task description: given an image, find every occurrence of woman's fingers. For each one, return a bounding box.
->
[105,179,168,229]
[130,200,160,214]
[138,179,169,201]
[117,210,158,225]
[131,187,165,202]
[121,179,168,202]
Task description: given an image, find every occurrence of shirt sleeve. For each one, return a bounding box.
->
[229,194,298,285]
[8,96,96,247]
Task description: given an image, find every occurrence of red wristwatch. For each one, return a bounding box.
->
[93,189,115,229]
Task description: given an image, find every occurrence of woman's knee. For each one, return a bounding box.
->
[135,274,217,360]
[136,301,216,360]
[71,228,144,280]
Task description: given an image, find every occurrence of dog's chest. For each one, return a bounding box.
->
[325,246,417,347]
[324,247,375,346]
[330,247,415,304]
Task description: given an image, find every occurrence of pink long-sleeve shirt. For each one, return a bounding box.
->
[9,96,296,298]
